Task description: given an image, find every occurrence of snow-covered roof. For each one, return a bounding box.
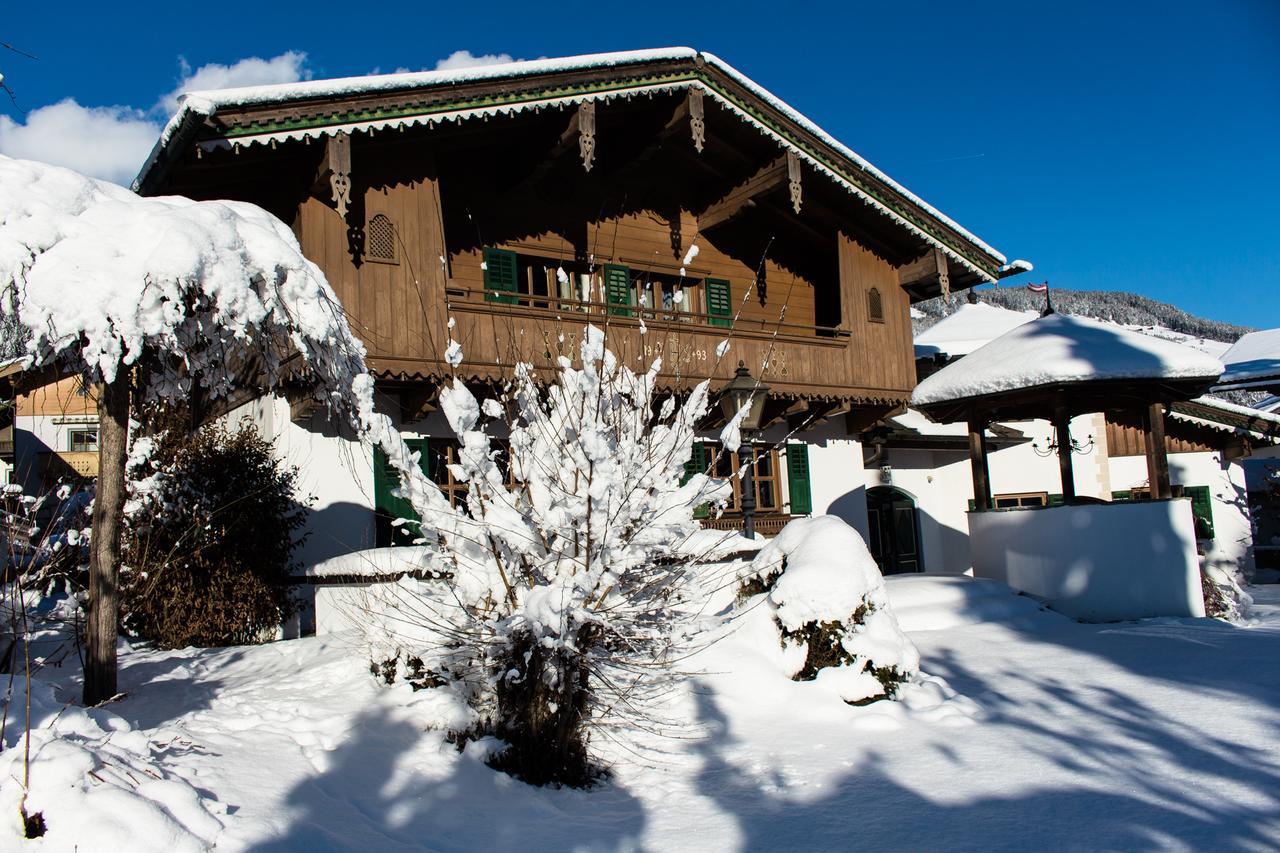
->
[136,48,1008,280]
[913,302,1038,357]
[1170,396,1280,444]
[1216,328,1280,389]
[912,313,1225,409]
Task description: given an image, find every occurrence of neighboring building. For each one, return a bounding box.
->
[135,49,1024,567]
[871,308,1280,580]
[11,375,100,501]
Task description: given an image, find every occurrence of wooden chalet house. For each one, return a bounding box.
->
[135,48,1023,563]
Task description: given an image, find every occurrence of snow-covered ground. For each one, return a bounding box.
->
[5,578,1280,851]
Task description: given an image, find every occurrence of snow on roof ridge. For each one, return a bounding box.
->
[145,47,1006,265]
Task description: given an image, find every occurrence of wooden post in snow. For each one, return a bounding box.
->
[83,374,129,706]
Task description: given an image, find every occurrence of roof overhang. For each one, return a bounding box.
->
[135,49,1008,287]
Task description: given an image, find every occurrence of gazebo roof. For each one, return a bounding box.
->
[912,313,1224,422]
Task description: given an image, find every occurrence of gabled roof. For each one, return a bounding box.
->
[134,48,1009,284]
[1215,328,1280,391]
[914,302,1037,358]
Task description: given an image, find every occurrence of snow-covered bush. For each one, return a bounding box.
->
[737,515,919,704]
[366,325,729,786]
[121,413,310,648]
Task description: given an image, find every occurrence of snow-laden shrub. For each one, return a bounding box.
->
[737,515,919,704]
[121,413,311,648]
[365,325,730,786]
[1201,565,1251,621]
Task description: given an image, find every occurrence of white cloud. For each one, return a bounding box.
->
[156,51,310,114]
[433,50,516,71]
[0,100,160,186]
[0,52,310,186]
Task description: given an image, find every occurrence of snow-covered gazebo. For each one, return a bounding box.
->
[912,313,1225,620]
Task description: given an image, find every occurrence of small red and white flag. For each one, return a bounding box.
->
[1027,282,1048,293]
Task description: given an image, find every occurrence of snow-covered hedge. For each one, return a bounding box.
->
[738,515,919,703]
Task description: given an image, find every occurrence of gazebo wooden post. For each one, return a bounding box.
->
[967,412,992,512]
[1053,405,1076,503]
[1143,401,1172,499]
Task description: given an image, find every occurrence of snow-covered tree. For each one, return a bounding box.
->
[366,324,730,785]
[0,155,413,704]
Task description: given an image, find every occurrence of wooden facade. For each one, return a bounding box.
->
[140,52,1011,433]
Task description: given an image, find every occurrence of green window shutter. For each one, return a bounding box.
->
[1047,493,1065,507]
[967,498,976,511]
[681,441,707,486]
[1184,485,1215,540]
[373,439,429,546]
[483,247,519,304]
[604,264,633,317]
[1111,490,1133,501]
[705,278,732,328]
[786,443,813,515]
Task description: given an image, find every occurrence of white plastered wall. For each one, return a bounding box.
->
[1109,449,1256,580]
[227,395,379,569]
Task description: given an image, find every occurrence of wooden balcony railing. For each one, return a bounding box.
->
[446,286,850,345]
[700,514,792,538]
[39,450,98,486]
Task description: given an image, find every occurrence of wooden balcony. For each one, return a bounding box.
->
[367,285,908,415]
[39,450,98,487]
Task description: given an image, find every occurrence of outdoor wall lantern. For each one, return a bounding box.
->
[718,361,770,538]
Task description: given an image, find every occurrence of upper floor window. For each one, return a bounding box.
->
[480,246,732,328]
[68,427,98,453]
[867,287,884,323]
[367,214,398,264]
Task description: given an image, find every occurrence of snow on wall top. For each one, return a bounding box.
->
[143,47,1007,268]
[911,313,1225,407]
[913,302,1038,357]
[1218,328,1280,385]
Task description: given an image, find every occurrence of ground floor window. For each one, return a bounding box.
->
[994,491,1048,508]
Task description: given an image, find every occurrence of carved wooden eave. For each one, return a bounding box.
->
[136,52,1009,284]
[696,155,789,231]
[368,361,909,412]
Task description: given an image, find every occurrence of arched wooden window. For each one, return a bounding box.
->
[867,287,884,323]
[366,214,398,264]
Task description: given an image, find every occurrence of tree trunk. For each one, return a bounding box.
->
[83,375,129,706]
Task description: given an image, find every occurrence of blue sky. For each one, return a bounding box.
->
[2,1,1276,328]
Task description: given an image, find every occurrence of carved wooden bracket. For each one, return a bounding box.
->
[787,150,802,214]
[578,101,596,172]
[934,246,951,301]
[689,88,705,153]
[329,131,352,220]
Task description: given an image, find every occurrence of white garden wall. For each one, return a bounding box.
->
[1109,449,1256,580]
[968,500,1205,621]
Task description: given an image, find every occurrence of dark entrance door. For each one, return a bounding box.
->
[866,487,922,574]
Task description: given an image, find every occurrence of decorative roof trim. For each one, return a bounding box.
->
[138,56,1005,281]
